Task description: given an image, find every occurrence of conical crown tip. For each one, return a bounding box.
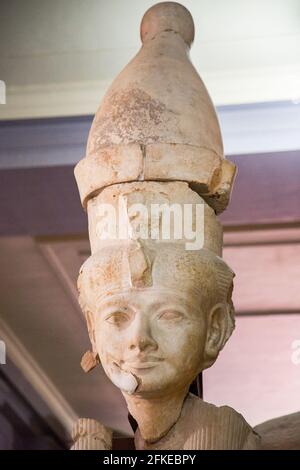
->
[140,2,195,47]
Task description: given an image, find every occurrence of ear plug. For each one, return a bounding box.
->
[81,350,100,372]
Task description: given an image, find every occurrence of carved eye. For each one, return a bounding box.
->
[105,311,130,326]
[158,310,183,321]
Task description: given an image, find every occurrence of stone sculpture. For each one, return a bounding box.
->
[72,2,262,450]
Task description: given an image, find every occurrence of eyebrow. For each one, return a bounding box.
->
[97,293,195,316]
[97,296,131,312]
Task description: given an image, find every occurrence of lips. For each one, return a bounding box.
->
[127,362,160,369]
[124,356,163,369]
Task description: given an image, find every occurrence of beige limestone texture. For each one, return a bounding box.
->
[135,394,261,450]
[87,181,223,256]
[71,418,112,450]
[77,241,242,447]
[72,2,265,451]
[254,412,300,450]
[74,1,236,213]
[80,350,100,373]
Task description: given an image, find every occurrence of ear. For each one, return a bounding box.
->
[85,309,97,353]
[80,309,100,373]
[203,302,234,369]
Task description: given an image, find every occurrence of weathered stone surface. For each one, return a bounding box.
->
[254,412,300,450]
[72,2,261,451]
[87,181,223,256]
[135,394,260,450]
[78,242,234,314]
[74,144,144,208]
[80,350,100,373]
[77,241,238,448]
[71,418,112,450]
[74,2,236,213]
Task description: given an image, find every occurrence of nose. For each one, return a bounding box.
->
[128,317,157,353]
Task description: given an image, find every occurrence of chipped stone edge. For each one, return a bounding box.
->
[74,143,236,213]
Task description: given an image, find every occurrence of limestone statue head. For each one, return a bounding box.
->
[78,241,235,398]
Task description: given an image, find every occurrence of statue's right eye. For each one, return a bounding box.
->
[104,311,130,325]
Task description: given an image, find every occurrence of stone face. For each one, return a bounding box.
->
[74,1,236,213]
[72,1,260,451]
[77,241,237,445]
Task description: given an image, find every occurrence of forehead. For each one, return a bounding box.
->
[97,287,199,312]
[81,243,217,291]
[78,244,225,316]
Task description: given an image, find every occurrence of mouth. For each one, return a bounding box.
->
[124,357,163,371]
[127,362,160,370]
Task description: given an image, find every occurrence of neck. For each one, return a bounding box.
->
[123,387,188,443]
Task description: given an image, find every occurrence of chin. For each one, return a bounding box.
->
[133,371,187,397]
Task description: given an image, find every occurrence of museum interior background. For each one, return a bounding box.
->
[0,0,299,449]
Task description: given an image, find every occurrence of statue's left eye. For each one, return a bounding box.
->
[158,311,183,321]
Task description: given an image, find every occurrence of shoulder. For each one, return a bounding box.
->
[218,405,261,449]
[184,394,261,450]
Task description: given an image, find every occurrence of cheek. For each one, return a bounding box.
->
[95,324,125,361]
[156,321,206,362]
